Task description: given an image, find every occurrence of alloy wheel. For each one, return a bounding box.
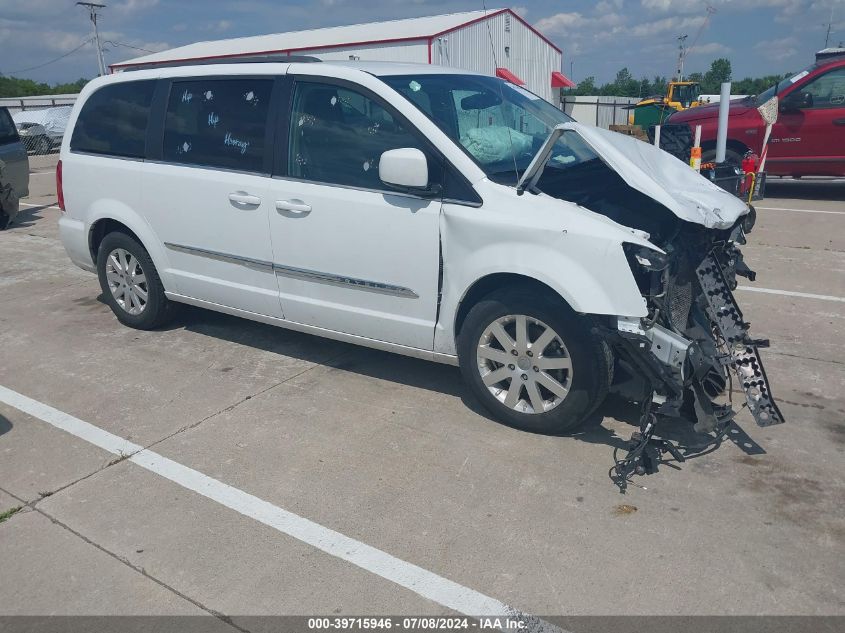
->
[476,314,573,414]
[105,248,148,316]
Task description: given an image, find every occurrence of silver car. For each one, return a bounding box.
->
[16,122,53,154]
[0,106,30,229]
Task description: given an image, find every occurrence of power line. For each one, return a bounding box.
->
[102,40,156,54]
[1,37,95,75]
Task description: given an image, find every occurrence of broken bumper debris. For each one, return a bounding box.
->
[602,212,785,491]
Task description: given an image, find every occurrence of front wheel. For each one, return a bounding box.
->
[457,288,611,434]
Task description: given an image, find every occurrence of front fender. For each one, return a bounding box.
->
[435,203,647,356]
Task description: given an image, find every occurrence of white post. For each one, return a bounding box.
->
[653,125,661,148]
[715,82,731,163]
[690,125,702,172]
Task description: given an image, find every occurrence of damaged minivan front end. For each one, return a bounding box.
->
[380,70,785,488]
[522,123,785,486]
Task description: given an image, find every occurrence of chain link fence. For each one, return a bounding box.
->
[0,95,77,156]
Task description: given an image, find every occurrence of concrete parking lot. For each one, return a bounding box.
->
[1,154,843,625]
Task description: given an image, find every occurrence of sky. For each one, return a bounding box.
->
[0,0,843,86]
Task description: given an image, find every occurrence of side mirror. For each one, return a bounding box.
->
[780,91,813,111]
[379,148,438,195]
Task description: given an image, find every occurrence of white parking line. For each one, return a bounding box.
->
[756,206,845,215]
[736,286,845,303]
[19,202,59,210]
[0,384,558,631]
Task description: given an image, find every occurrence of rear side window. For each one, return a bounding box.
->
[0,108,17,144]
[70,81,155,158]
[163,79,273,173]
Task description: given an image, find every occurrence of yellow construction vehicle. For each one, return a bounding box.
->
[628,81,702,127]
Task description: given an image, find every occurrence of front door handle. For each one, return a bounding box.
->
[228,192,262,206]
[833,118,845,126]
[276,199,312,215]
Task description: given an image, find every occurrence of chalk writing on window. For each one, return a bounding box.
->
[224,132,250,155]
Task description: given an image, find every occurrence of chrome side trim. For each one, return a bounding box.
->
[272,263,419,299]
[164,291,458,366]
[164,242,274,271]
[164,242,418,299]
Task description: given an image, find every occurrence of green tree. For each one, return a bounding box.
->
[0,76,88,98]
[610,67,640,97]
[651,75,668,97]
[702,58,732,93]
[572,76,596,95]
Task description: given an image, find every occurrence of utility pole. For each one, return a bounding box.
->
[77,2,107,76]
[676,34,688,81]
[824,7,833,48]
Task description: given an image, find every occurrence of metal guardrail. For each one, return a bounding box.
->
[0,95,78,114]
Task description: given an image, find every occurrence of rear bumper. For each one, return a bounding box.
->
[58,216,95,273]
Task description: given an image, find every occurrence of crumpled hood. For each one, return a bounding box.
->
[563,123,750,229]
[521,122,750,230]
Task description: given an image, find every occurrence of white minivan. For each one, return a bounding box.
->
[58,58,784,440]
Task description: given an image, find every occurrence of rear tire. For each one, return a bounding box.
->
[457,287,611,434]
[36,136,51,154]
[96,232,174,330]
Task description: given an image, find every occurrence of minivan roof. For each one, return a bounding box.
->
[108,60,485,80]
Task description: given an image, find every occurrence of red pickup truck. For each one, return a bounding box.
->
[666,53,845,177]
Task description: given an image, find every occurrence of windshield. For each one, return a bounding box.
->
[379,73,596,185]
[673,84,698,107]
[756,63,817,103]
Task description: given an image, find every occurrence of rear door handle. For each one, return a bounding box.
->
[833,118,845,126]
[228,192,262,206]
[275,199,312,215]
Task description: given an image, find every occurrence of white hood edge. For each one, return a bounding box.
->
[520,123,750,231]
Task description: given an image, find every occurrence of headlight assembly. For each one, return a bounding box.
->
[623,243,668,272]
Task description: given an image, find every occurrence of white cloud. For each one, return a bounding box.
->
[202,19,232,33]
[111,0,160,16]
[754,36,799,60]
[629,15,705,37]
[534,11,625,36]
[687,42,732,56]
[534,12,585,34]
[596,0,625,11]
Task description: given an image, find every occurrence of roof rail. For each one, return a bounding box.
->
[120,54,322,72]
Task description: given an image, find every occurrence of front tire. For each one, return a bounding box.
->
[457,288,611,434]
[96,232,174,330]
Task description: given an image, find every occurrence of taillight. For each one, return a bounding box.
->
[56,159,65,212]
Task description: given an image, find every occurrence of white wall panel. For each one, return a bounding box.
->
[308,40,429,64]
[436,12,562,103]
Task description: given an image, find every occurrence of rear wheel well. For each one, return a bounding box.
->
[89,219,142,263]
[455,274,567,338]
